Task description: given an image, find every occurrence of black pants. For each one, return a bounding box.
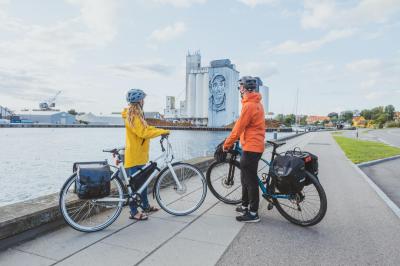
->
[240,151,262,213]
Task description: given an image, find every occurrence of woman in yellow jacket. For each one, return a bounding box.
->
[122,88,169,220]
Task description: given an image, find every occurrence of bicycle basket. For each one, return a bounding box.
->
[75,162,112,200]
[272,155,306,194]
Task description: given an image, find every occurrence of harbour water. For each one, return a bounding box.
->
[0,128,294,207]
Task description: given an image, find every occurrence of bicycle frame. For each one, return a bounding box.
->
[95,137,183,203]
[232,142,290,200]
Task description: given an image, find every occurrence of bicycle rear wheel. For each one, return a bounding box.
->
[206,160,242,205]
[155,162,207,216]
[59,172,125,232]
[273,172,327,226]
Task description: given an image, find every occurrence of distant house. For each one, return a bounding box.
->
[394,112,400,121]
[144,112,163,120]
[17,110,76,124]
[306,116,330,125]
[352,116,367,127]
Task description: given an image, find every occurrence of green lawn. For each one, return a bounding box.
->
[333,136,400,164]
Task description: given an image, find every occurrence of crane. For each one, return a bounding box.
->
[39,91,62,110]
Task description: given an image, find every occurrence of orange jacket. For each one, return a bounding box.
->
[224,92,265,153]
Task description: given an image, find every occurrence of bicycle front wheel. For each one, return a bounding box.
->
[206,160,242,205]
[273,172,327,226]
[59,173,125,232]
[155,162,207,216]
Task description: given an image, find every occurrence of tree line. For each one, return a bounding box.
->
[273,104,398,128]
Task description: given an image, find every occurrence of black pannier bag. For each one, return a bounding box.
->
[129,162,158,191]
[303,152,318,185]
[75,164,112,200]
[285,149,319,185]
[272,155,306,194]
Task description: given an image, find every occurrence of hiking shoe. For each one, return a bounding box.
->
[235,206,248,214]
[236,211,260,223]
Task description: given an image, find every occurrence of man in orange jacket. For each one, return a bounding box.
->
[223,76,265,222]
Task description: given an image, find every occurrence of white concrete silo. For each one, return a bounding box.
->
[259,85,269,115]
[195,73,203,118]
[202,73,209,119]
[186,73,196,117]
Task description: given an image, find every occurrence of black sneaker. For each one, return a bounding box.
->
[236,211,260,223]
[235,206,248,214]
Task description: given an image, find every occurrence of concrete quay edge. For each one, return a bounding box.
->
[0,124,293,132]
[0,133,306,250]
[0,157,214,250]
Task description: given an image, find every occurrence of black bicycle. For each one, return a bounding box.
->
[206,140,327,226]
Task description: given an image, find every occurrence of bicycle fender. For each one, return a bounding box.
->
[152,161,183,199]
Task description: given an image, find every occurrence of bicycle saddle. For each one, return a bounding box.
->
[103,147,125,153]
[267,140,286,148]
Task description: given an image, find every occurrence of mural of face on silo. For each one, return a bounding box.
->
[209,74,226,112]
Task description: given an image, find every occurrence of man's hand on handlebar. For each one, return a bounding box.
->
[222,145,232,153]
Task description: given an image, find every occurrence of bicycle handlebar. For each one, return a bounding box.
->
[160,134,169,152]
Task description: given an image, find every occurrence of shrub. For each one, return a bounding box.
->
[385,121,400,128]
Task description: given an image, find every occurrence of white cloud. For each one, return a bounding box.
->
[345,57,400,101]
[105,62,175,78]
[66,0,119,41]
[301,61,335,75]
[239,61,279,80]
[346,59,383,72]
[149,22,186,42]
[237,0,276,8]
[301,0,400,29]
[151,0,206,8]
[0,1,121,110]
[268,29,355,54]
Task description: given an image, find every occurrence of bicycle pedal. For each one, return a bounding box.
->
[267,203,274,210]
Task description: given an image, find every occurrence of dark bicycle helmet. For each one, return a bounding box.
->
[126,89,146,103]
[238,76,257,91]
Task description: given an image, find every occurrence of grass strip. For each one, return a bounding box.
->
[333,136,400,164]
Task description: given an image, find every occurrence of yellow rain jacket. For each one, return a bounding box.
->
[122,109,169,168]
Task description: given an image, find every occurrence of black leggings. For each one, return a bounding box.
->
[240,151,262,213]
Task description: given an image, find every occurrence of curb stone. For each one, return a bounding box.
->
[356,155,400,168]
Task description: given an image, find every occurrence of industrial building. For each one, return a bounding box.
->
[17,110,76,124]
[163,52,270,127]
[76,112,163,125]
[76,113,123,125]
[255,77,270,116]
[182,52,240,127]
[164,96,179,119]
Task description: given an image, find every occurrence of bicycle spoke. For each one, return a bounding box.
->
[60,173,124,232]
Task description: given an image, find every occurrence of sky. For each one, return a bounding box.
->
[0,0,399,116]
